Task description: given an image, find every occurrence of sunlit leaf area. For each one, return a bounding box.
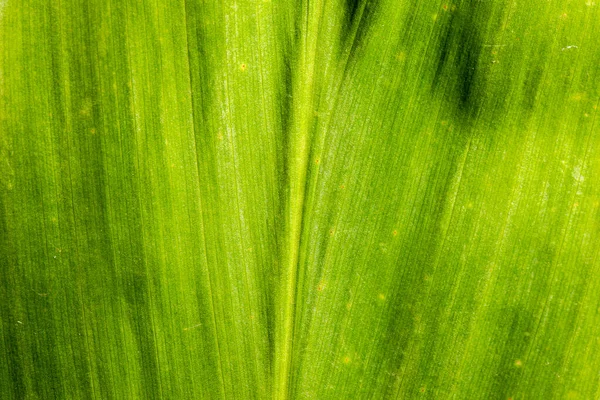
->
[1,0,600,398]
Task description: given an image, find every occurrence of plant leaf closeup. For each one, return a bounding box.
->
[2,0,600,398]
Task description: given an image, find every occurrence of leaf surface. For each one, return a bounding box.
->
[1,0,600,399]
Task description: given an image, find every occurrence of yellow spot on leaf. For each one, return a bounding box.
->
[515,359,523,367]
[79,99,92,117]
[183,323,202,331]
[343,356,351,364]
[240,63,247,71]
[567,390,581,399]
[317,281,326,291]
[392,230,398,236]
[378,293,385,301]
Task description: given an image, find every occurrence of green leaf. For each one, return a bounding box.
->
[1,0,600,399]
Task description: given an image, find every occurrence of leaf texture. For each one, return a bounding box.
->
[1,0,600,399]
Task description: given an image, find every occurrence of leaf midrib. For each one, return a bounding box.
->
[275,1,325,399]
